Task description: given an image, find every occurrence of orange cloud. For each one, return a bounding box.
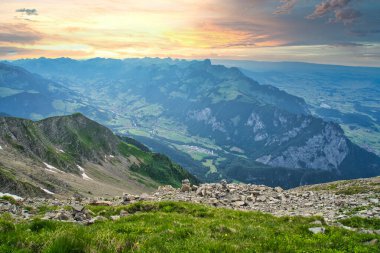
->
[0,0,378,66]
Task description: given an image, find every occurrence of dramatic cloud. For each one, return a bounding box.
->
[276,0,361,24]
[308,0,351,18]
[307,0,361,24]
[274,0,298,14]
[0,0,378,66]
[15,8,38,16]
[0,24,42,44]
[333,8,361,24]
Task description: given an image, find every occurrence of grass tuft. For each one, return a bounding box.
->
[0,201,379,252]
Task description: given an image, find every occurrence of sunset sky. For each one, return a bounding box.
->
[1,0,380,66]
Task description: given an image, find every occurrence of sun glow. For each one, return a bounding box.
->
[0,0,379,66]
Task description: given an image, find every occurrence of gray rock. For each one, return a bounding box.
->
[310,220,323,226]
[232,201,246,207]
[196,187,205,196]
[308,227,325,234]
[71,204,85,213]
[274,187,283,193]
[256,195,267,202]
[364,239,378,246]
[110,215,120,221]
[56,212,70,221]
[74,212,87,221]
[139,193,150,200]
[181,179,191,192]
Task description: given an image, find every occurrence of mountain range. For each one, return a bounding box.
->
[1,58,380,189]
[214,60,380,156]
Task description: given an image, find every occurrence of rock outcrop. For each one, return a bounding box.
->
[1,177,380,234]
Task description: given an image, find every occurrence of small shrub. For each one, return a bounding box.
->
[30,219,57,232]
[340,217,380,230]
[0,196,18,205]
[0,220,15,233]
[45,232,86,253]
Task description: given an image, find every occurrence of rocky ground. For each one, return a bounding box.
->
[1,178,380,234]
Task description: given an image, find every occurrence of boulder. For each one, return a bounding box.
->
[110,215,120,221]
[56,211,71,221]
[89,200,112,206]
[71,204,85,213]
[181,179,191,192]
[308,227,325,234]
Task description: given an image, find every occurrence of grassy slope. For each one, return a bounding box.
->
[299,176,380,195]
[0,166,47,197]
[1,114,197,194]
[118,142,199,187]
[1,201,379,252]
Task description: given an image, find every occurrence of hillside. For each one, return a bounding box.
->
[9,58,380,188]
[0,62,110,121]
[214,60,380,156]
[0,113,197,197]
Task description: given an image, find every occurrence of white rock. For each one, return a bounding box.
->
[308,227,325,234]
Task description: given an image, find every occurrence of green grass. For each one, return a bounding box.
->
[1,201,380,252]
[203,159,217,175]
[0,196,18,205]
[339,217,380,230]
[309,183,339,192]
[307,180,380,195]
[118,142,198,187]
[118,142,151,162]
[336,186,375,195]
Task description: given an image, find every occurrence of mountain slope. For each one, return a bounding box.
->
[8,58,380,188]
[214,59,380,156]
[0,113,197,197]
[0,62,110,121]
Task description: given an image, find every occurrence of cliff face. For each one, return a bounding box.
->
[257,123,349,170]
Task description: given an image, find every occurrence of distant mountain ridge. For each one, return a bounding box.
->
[0,113,197,197]
[5,58,380,188]
[213,59,380,156]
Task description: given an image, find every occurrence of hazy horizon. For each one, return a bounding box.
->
[1,0,380,66]
[2,56,380,69]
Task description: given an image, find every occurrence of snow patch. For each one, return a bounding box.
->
[40,187,54,195]
[77,165,93,181]
[320,103,331,109]
[45,168,57,173]
[44,162,58,170]
[57,148,65,153]
[0,192,23,201]
[43,162,60,173]
[0,145,3,150]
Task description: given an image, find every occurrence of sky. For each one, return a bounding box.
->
[1,0,380,66]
